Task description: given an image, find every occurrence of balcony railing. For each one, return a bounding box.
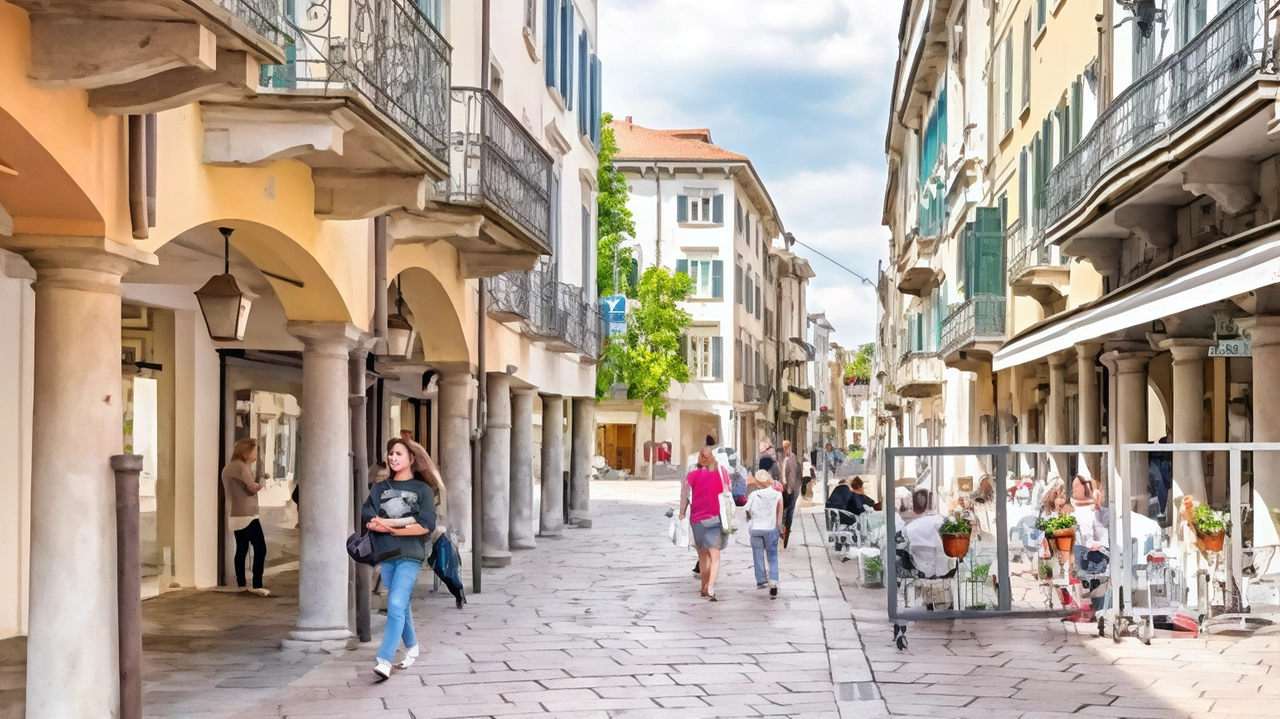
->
[213,0,291,46]
[448,88,554,251]
[1044,0,1263,228]
[939,294,1006,360]
[1007,216,1068,284]
[488,269,601,359]
[261,0,452,164]
[743,383,769,403]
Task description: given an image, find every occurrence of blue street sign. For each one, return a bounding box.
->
[600,295,627,337]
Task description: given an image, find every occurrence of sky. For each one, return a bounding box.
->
[599,0,904,346]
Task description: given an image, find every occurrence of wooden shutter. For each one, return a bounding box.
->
[677,196,688,223]
[1018,148,1028,225]
[712,260,724,298]
[735,264,743,304]
[745,274,753,311]
[712,194,724,225]
[974,206,1005,296]
[544,0,558,87]
[754,286,761,319]
[712,336,723,381]
[735,339,743,381]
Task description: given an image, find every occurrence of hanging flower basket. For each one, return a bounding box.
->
[1191,504,1229,553]
[939,511,973,559]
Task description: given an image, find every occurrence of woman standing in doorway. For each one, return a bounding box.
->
[362,438,440,681]
[222,438,270,596]
[681,446,727,601]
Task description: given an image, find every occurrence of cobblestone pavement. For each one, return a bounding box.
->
[3,481,1280,718]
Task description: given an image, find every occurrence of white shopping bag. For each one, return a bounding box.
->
[669,517,690,548]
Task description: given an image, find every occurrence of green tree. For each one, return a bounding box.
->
[843,343,874,384]
[596,112,637,299]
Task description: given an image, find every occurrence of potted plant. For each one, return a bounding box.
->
[862,554,884,587]
[1043,514,1078,555]
[939,511,972,559]
[1191,503,1227,552]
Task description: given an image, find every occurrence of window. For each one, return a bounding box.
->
[1133,23,1155,76]
[1070,77,1083,148]
[745,269,754,312]
[1036,0,1047,29]
[1180,0,1207,47]
[686,334,723,381]
[416,0,442,28]
[550,169,562,279]
[754,280,761,320]
[544,0,558,89]
[581,205,592,299]
[675,258,723,299]
[524,0,536,35]
[1021,14,1031,110]
[560,0,574,108]
[677,188,723,225]
[1003,32,1013,133]
[735,263,743,304]
[735,338,743,381]
[746,214,752,244]
[735,199,743,236]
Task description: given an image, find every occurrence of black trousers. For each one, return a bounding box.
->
[233,518,267,589]
[782,492,798,533]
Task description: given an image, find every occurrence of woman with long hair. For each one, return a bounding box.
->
[221,438,269,595]
[680,446,727,601]
[361,438,441,681]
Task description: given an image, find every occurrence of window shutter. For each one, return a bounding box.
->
[712,260,724,298]
[675,258,688,277]
[591,55,603,146]
[544,0,558,87]
[680,335,689,365]
[974,206,1005,296]
[735,264,743,304]
[561,1,574,103]
[735,200,743,235]
[677,196,688,223]
[712,194,724,225]
[577,32,588,133]
[735,339,742,381]
[1018,148,1027,226]
[712,337,723,381]
[755,286,761,319]
[960,222,974,300]
[1071,78,1083,147]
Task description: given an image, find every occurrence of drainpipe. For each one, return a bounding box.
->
[112,454,144,719]
[472,0,492,594]
[654,163,662,267]
[350,346,372,642]
[374,215,389,352]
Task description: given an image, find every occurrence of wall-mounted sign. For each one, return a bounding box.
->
[600,295,627,337]
[1208,338,1251,358]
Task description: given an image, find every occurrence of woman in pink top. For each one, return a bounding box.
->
[680,447,728,600]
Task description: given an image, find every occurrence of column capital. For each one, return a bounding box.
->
[438,373,477,389]
[287,321,364,356]
[1158,337,1214,364]
[512,387,540,398]
[1238,315,1280,348]
[538,392,564,401]
[2,235,157,292]
[1100,345,1156,375]
[1048,350,1074,368]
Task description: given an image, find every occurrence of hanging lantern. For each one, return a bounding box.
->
[194,227,255,341]
[385,279,416,358]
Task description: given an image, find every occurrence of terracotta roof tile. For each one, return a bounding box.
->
[611,120,749,162]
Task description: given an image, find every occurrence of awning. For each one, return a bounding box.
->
[993,226,1280,371]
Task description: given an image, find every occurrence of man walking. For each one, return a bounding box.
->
[780,440,801,548]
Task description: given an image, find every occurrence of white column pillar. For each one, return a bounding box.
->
[19,240,150,718]
[1047,352,1070,479]
[539,394,565,537]
[569,397,594,528]
[1102,346,1155,514]
[509,388,537,550]
[438,374,473,547]
[481,373,512,567]
[1077,342,1102,477]
[285,321,360,651]
[1159,338,1212,503]
[1244,317,1280,547]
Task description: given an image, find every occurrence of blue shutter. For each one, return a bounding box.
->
[755,285,761,319]
[735,264,743,304]
[591,55,603,146]
[578,32,588,134]
[711,260,723,298]
[676,195,688,223]
[712,337,723,381]
[675,258,688,277]
[712,194,724,225]
[544,0,557,88]
[561,1,574,107]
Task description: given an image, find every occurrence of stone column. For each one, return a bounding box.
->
[539,394,565,537]
[17,240,151,718]
[509,388,537,550]
[481,373,512,567]
[1102,346,1155,514]
[1160,338,1212,504]
[285,322,360,651]
[1077,343,1102,477]
[569,397,595,528]
[1245,316,1280,547]
[1046,352,1071,480]
[438,373,473,547]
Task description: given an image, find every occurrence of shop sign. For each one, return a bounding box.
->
[1208,338,1251,357]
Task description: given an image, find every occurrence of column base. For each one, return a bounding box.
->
[282,628,355,653]
[569,518,593,529]
[537,529,564,539]
[510,538,537,550]
[481,551,512,568]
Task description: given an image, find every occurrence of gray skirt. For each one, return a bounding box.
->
[691,518,723,549]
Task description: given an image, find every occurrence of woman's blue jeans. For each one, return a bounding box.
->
[377,558,422,662]
[750,528,780,585]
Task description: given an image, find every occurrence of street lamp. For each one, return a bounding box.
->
[385,278,416,358]
[194,227,255,341]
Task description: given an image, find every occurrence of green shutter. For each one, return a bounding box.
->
[974,206,1005,296]
[961,222,974,300]
[1018,148,1028,224]
[675,258,688,277]
[712,194,724,225]
[1071,78,1083,147]
[677,196,688,223]
[711,260,723,298]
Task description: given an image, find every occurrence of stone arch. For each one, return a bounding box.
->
[394,266,471,370]
[0,104,103,235]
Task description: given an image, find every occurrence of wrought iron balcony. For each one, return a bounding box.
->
[743,383,770,404]
[939,294,1006,368]
[1043,0,1263,229]
[446,88,554,253]
[261,0,452,164]
[487,269,601,360]
[896,351,944,399]
[214,0,291,46]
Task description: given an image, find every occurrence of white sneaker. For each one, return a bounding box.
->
[396,644,419,669]
[373,659,392,682]
[247,587,270,597]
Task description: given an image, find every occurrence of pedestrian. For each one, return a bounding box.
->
[780,440,801,548]
[680,446,727,601]
[689,434,720,576]
[746,469,783,598]
[362,438,441,681]
[221,438,270,596]
[758,439,780,483]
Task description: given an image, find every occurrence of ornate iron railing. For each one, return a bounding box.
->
[211,0,291,45]
[449,88,553,251]
[487,269,601,359]
[1044,0,1263,228]
[939,295,1006,359]
[260,0,451,164]
[897,351,943,390]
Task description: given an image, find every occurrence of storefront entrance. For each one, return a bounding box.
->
[596,423,636,473]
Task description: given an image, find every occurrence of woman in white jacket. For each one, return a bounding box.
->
[745,470,784,598]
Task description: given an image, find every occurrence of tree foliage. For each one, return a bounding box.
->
[596,112,637,299]
[595,267,694,418]
[843,343,874,383]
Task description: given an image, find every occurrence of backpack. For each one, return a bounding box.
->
[730,468,748,507]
